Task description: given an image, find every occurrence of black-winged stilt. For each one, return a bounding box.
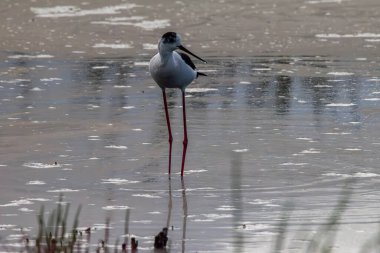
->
[149,32,207,177]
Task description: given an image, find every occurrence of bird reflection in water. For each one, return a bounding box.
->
[153,179,188,253]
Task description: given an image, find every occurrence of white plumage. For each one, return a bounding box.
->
[149,51,197,90]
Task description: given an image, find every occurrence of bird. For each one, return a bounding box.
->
[149,32,207,177]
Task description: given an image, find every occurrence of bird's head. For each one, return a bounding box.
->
[158,32,182,52]
[158,32,207,63]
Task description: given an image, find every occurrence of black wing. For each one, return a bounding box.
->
[178,52,196,70]
[197,72,207,77]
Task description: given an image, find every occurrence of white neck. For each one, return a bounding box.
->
[158,43,174,62]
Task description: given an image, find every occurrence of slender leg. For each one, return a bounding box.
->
[180,90,188,177]
[162,88,173,175]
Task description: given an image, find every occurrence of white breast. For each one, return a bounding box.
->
[149,52,197,90]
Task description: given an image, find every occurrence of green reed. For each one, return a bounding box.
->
[271,178,380,253]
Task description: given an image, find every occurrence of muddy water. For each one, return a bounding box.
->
[1,55,380,252]
[2,0,380,252]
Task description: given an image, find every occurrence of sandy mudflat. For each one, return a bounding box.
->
[1,0,380,60]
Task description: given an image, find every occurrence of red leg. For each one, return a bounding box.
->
[162,89,173,176]
[181,90,188,177]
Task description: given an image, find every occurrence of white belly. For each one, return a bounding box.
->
[149,52,197,90]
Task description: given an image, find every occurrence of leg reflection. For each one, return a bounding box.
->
[181,179,188,253]
[166,179,173,229]
[154,179,172,251]
[231,152,244,252]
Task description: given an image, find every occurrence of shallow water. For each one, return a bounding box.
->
[2,0,380,251]
[1,55,380,252]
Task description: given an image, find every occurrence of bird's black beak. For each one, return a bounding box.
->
[177,45,207,63]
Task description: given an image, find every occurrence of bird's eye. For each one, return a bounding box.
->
[164,37,176,44]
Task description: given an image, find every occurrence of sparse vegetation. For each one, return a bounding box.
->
[0,194,137,253]
[2,180,380,252]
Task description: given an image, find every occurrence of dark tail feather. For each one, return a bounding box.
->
[196,72,207,78]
